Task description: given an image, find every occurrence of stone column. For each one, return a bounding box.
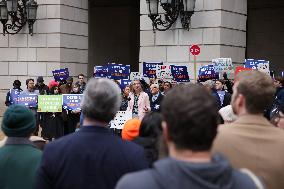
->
[139,0,247,80]
[0,0,88,90]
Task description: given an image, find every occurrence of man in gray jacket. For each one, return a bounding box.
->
[116,84,263,189]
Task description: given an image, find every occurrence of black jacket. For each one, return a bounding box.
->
[149,93,164,112]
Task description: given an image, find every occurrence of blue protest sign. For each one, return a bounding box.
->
[108,63,130,80]
[62,94,83,111]
[94,65,109,78]
[52,68,69,81]
[245,59,270,75]
[120,79,132,89]
[9,89,21,105]
[198,65,219,80]
[171,65,190,82]
[143,62,163,78]
[16,94,38,108]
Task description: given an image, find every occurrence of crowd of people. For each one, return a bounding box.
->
[1,70,284,189]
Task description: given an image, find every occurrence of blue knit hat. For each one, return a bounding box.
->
[1,105,36,137]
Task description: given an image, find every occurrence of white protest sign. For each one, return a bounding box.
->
[257,62,270,75]
[212,58,234,79]
[130,72,143,80]
[155,65,173,79]
[110,111,132,129]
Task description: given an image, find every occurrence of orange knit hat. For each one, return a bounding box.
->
[122,119,141,141]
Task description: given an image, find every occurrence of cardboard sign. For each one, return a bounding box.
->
[212,58,233,72]
[52,68,69,82]
[108,63,130,80]
[245,59,270,75]
[143,62,163,78]
[171,65,190,82]
[110,111,132,129]
[198,65,219,80]
[16,94,38,108]
[156,65,173,79]
[62,94,83,111]
[38,95,62,112]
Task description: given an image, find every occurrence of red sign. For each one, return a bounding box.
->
[235,66,252,77]
[190,45,200,56]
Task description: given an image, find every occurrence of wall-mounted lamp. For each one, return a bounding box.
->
[0,0,38,36]
[146,0,196,31]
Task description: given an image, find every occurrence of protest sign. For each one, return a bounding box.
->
[9,89,21,105]
[52,68,69,82]
[38,95,62,112]
[94,65,109,78]
[198,65,219,80]
[108,63,130,80]
[235,66,252,77]
[171,65,190,82]
[62,94,83,111]
[16,94,38,108]
[120,79,132,89]
[130,72,143,80]
[156,65,173,79]
[245,59,270,75]
[110,111,132,129]
[212,58,233,72]
[143,62,163,78]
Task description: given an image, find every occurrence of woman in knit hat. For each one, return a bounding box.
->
[0,105,42,189]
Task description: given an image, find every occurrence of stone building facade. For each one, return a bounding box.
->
[0,0,284,119]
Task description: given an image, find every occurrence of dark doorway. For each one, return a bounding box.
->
[88,0,140,77]
[247,0,284,75]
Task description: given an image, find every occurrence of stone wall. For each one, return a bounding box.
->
[139,0,247,80]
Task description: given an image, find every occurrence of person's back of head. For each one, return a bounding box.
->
[161,84,218,151]
[81,78,121,123]
[140,112,162,138]
[234,70,275,114]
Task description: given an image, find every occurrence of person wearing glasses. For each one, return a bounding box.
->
[75,73,86,94]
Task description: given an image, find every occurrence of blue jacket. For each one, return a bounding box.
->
[35,126,148,189]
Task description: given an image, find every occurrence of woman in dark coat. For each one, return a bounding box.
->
[42,86,64,140]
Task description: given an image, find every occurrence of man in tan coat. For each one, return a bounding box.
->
[213,70,284,189]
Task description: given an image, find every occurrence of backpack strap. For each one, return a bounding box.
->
[240,168,265,189]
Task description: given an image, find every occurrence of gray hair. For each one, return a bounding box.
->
[150,84,159,89]
[202,80,215,89]
[81,78,121,122]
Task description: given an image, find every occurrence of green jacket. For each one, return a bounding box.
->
[0,137,42,189]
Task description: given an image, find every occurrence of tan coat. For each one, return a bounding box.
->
[213,115,284,189]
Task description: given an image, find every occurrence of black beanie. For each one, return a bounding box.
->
[1,105,36,137]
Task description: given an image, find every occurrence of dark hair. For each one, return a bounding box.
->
[274,76,284,86]
[26,78,34,86]
[235,70,275,114]
[164,81,172,88]
[140,112,162,138]
[78,73,85,78]
[161,84,218,151]
[13,80,21,87]
[50,86,60,94]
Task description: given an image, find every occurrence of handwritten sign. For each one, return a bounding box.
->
[110,111,132,129]
[62,94,83,111]
[38,95,62,112]
[156,65,173,79]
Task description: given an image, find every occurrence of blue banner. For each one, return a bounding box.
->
[9,89,21,105]
[16,94,38,108]
[108,63,130,80]
[171,65,190,82]
[94,65,109,78]
[120,79,132,89]
[52,68,69,82]
[62,94,83,111]
[198,65,219,80]
[143,62,163,78]
[245,59,268,69]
